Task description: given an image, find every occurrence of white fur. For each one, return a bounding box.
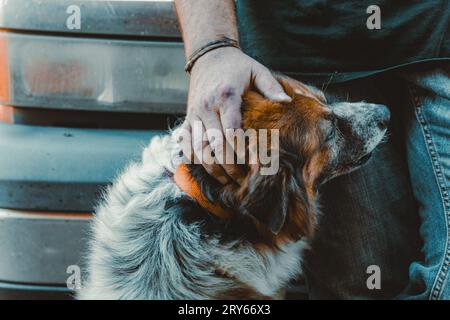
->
[78,134,307,300]
[331,102,388,153]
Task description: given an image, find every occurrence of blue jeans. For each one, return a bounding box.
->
[302,63,450,299]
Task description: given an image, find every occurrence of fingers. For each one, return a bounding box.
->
[254,69,292,103]
[201,109,225,162]
[200,113,232,184]
[181,51,289,187]
[277,74,327,103]
[202,110,247,185]
[304,84,327,103]
[199,145,230,185]
[189,113,231,185]
[220,94,242,131]
[219,99,247,185]
[221,164,246,185]
[293,83,327,103]
[184,99,246,186]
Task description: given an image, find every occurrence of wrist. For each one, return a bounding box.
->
[184,33,238,58]
[190,46,242,75]
[184,37,240,73]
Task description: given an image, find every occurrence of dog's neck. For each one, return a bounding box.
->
[173,162,317,245]
[174,163,234,220]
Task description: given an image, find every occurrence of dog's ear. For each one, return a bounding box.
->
[239,161,314,238]
[239,165,290,234]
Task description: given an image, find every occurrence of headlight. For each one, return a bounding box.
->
[0,31,188,114]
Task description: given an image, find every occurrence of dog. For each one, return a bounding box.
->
[78,76,390,300]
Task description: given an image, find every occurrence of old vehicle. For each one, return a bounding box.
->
[0,0,187,299]
[0,0,307,300]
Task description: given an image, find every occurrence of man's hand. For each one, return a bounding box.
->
[174,0,292,185]
[181,46,291,184]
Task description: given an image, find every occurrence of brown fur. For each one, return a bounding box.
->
[239,79,332,245]
[188,77,335,249]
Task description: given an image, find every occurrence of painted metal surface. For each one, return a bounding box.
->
[0,122,163,211]
[0,0,181,297]
[0,0,180,38]
[0,208,90,285]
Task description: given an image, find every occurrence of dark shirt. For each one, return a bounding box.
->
[236,0,449,84]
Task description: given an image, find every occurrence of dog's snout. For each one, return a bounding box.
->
[375,105,391,130]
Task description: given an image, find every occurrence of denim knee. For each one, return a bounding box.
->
[399,68,450,299]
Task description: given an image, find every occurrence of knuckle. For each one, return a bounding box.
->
[216,84,237,103]
[192,97,212,113]
[199,99,210,111]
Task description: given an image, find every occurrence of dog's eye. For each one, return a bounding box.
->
[324,117,337,142]
[325,127,335,142]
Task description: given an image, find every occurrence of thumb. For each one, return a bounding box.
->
[254,70,292,102]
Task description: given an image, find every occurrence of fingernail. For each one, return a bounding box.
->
[277,93,292,102]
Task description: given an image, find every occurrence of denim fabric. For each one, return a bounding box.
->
[398,67,450,299]
[302,63,450,299]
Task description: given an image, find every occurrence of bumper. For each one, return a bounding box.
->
[0,0,183,300]
[0,281,73,300]
[0,123,163,298]
[0,209,89,300]
[0,122,161,211]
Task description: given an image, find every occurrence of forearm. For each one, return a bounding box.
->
[174,0,239,59]
[174,1,291,184]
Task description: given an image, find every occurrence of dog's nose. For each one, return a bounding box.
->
[376,105,391,130]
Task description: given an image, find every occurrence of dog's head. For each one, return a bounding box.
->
[182,76,389,244]
[232,76,390,241]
